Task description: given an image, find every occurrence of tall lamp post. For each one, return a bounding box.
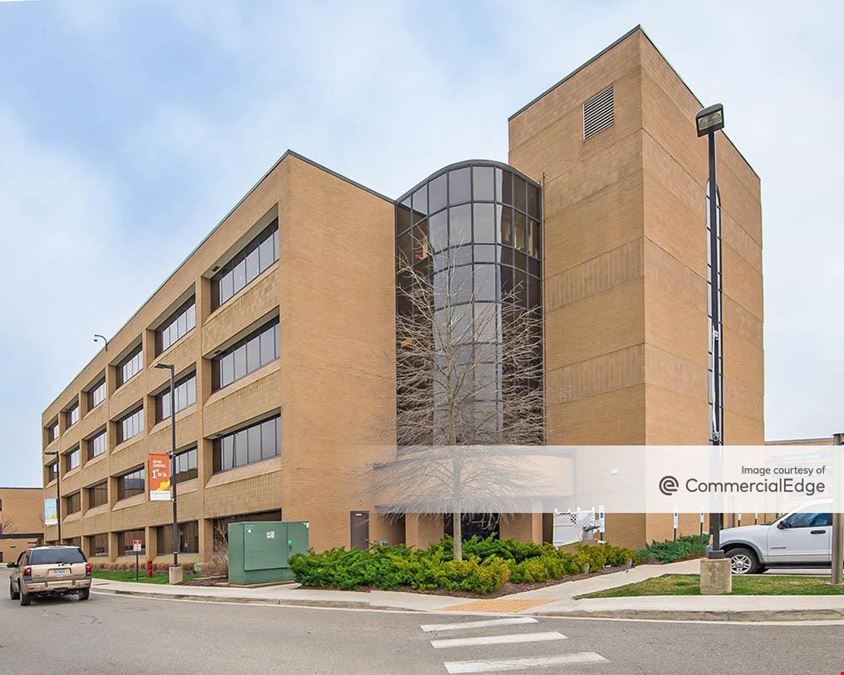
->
[154,363,179,578]
[832,433,843,586]
[45,450,62,543]
[696,103,725,560]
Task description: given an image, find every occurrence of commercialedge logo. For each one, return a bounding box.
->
[658,474,827,497]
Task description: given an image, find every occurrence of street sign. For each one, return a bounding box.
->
[133,539,142,552]
[598,505,606,534]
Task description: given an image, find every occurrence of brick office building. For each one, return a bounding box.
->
[40,26,762,562]
[0,487,43,564]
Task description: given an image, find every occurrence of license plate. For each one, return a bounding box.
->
[50,568,70,577]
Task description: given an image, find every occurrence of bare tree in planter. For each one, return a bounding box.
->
[381,238,544,560]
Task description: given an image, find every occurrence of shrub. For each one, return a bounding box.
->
[634,535,708,564]
[291,537,634,594]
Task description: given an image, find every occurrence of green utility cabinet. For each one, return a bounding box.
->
[227,521,309,585]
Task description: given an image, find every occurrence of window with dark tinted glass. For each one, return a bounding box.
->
[47,422,59,443]
[65,492,81,514]
[30,548,86,565]
[117,345,143,386]
[118,467,145,500]
[65,447,80,472]
[88,430,107,460]
[117,406,144,443]
[157,521,199,554]
[213,221,279,309]
[66,401,79,427]
[88,481,108,508]
[89,378,106,409]
[213,416,280,473]
[157,298,196,354]
[118,529,144,555]
[91,533,108,556]
[156,372,197,421]
[174,447,198,482]
[212,319,279,390]
[46,462,58,484]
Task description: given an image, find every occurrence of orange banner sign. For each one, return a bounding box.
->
[148,454,171,501]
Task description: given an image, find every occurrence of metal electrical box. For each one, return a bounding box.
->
[227,521,309,585]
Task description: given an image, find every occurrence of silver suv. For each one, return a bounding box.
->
[720,501,834,575]
[7,546,92,605]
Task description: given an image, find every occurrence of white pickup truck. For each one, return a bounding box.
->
[720,501,834,574]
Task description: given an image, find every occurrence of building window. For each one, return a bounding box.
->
[65,492,81,515]
[47,422,59,443]
[212,319,279,390]
[157,298,196,354]
[117,345,143,387]
[88,481,108,508]
[66,401,80,427]
[212,221,279,309]
[65,447,80,472]
[156,521,199,554]
[87,430,107,460]
[46,462,58,484]
[91,533,108,557]
[117,467,145,500]
[117,529,145,555]
[213,415,280,473]
[88,378,106,409]
[155,373,197,422]
[174,447,198,482]
[117,406,144,444]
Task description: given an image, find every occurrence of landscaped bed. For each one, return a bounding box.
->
[576,573,844,598]
[289,535,635,595]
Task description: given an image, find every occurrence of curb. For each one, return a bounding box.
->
[537,608,844,622]
[92,587,417,612]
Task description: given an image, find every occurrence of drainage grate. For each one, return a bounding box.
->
[583,84,614,141]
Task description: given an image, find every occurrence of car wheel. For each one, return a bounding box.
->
[78,589,90,601]
[19,589,31,606]
[728,547,759,575]
[9,580,20,600]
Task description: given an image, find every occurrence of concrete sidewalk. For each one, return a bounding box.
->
[91,560,844,622]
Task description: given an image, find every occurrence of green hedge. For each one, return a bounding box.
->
[289,535,634,594]
[634,535,708,564]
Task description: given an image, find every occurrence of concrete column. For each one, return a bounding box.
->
[699,558,732,594]
[500,513,543,544]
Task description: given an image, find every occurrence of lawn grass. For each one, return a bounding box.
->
[92,569,197,585]
[576,574,844,599]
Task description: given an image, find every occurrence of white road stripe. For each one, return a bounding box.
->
[444,651,608,673]
[431,631,566,649]
[420,617,538,633]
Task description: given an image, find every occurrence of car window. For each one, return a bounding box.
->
[784,512,827,528]
[29,548,87,565]
[811,513,832,527]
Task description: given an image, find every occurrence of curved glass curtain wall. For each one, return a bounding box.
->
[395,161,542,445]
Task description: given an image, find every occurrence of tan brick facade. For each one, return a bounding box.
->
[40,28,764,556]
[0,487,42,564]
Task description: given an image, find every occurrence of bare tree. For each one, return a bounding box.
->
[0,515,17,536]
[382,236,544,559]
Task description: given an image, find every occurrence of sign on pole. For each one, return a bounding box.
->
[44,498,58,526]
[132,539,143,553]
[598,504,606,534]
[148,453,171,501]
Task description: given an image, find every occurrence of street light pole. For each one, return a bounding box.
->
[696,103,725,559]
[832,433,843,585]
[155,363,178,569]
[45,451,62,543]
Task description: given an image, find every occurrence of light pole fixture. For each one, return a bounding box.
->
[698,102,725,559]
[154,363,179,569]
[93,334,108,351]
[44,450,62,543]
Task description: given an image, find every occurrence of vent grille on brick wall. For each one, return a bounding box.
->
[583,84,614,141]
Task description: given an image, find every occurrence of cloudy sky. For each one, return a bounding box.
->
[1,1,841,486]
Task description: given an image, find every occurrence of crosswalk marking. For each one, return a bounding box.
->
[430,631,567,650]
[443,651,609,673]
[420,617,538,633]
